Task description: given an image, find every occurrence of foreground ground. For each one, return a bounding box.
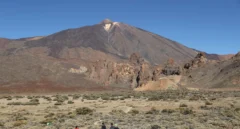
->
[0,90,240,129]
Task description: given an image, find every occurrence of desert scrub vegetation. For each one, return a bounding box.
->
[7,99,40,105]
[161,109,175,114]
[76,107,94,115]
[67,100,74,104]
[44,113,55,118]
[128,109,140,115]
[82,94,99,100]
[179,108,194,115]
[54,101,63,105]
[13,120,27,127]
[146,107,159,114]
[42,96,52,101]
[53,95,69,102]
[151,125,161,129]
[7,102,22,105]
[179,103,188,108]
[14,96,24,99]
[6,96,12,100]
[73,94,81,100]
[205,101,213,106]
[235,108,240,112]
[40,118,56,125]
[27,96,33,99]
[110,109,126,115]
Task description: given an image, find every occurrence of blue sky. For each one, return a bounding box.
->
[0,0,239,54]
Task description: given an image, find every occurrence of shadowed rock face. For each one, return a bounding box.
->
[25,19,197,64]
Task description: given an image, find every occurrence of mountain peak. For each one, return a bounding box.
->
[100,18,113,24]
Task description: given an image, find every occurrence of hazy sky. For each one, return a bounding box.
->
[0,0,239,54]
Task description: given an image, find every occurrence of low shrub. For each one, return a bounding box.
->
[151,125,161,129]
[27,96,33,99]
[7,97,12,100]
[148,95,163,101]
[73,94,81,100]
[40,118,55,125]
[179,104,188,108]
[13,120,26,127]
[101,96,110,100]
[7,102,22,105]
[76,107,94,115]
[23,102,39,105]
[110,110,125,115]
[129,109,139,115]
[44,113,55,118]
[235,108,240,112]
[14,96,24,99]
[146,107,159,114]
[179,108,193,115]
[161,109,175,114]
[67,101,74,104]
[205,101,213,106]
[54,102,63,105]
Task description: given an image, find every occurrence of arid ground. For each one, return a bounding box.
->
[0,90,240,129]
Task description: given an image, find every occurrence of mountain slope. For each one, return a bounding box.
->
[181,52,240,89]
[25,19,197,64]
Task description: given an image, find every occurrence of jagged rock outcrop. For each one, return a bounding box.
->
[129,53,144,65]
[86,54,158,88]
[87,60,136,87]
[162,58,181,76]
[184,52,208,70]
[86,54,183,89]
[136,63,153,87]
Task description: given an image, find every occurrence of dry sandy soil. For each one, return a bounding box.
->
[0,90,240,129]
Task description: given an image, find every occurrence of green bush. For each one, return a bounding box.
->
[43,96,52,101]
[146,107,159,114]
[205,101,213,106]
[110,110,125,115]
[148,95,163,101]
[151,125,161,129]
[179,108,193,115]
[23,102,39,105]
[40,118,55,125]
[30,99,39,103]
[161,109,175,114]
[76,107,93,115]
[54,102,63,105]
[27,96,33,99]
[53,95,69,103]
[7,102,22,105]
[7,97,12,100]
[67,101,74,104]
[235,108,240,112]
[44,113,55,118]
[101,96,110,100]
[13,120,26,127]
[129,109,139,115]
[14,96,24,99]
[7,101,39,106]
[189,95,199,101]
[179,103,188,108]
[73,94,81,100]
